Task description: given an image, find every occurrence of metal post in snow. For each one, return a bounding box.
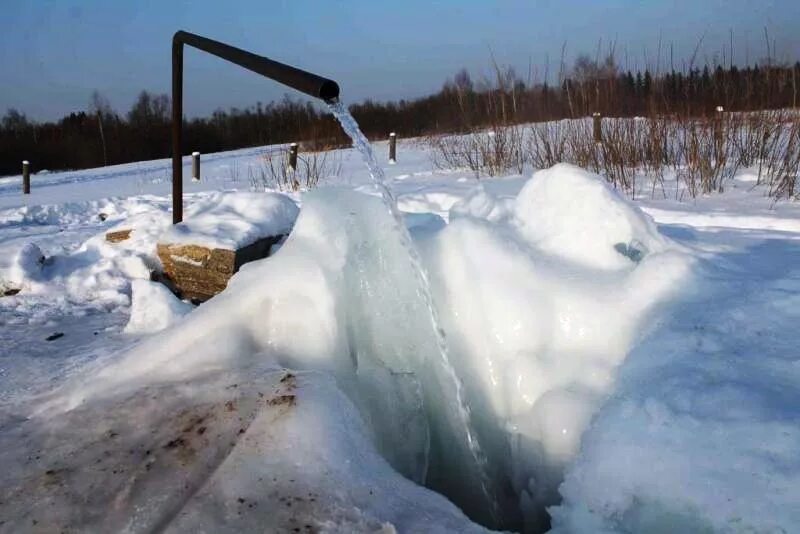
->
[22,161,30,194]
[389,132,397,164]
[192,152,200,182]
[592,112,602,143]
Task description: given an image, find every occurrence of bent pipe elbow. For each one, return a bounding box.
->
[173,30,340,103]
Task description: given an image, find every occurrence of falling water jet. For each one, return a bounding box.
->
[327,99,499,524]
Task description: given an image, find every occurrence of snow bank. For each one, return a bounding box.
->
[424,181,691,528]
[0,192,296,326]
[514,163,669,270]
[160,192,299,249]
[449,187,514,224]
[0,199,121,227]
[549,240,800,533]
[124,279,193,334]
[0,196,173,320]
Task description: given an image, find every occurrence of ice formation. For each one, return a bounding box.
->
[23,164,692,531]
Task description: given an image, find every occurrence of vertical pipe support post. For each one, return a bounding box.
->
[172,37,184,224]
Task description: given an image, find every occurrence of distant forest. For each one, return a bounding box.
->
[1,56,799,176]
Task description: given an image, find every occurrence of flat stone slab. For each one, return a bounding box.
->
[106,229,132,243]
[157,234,283,302]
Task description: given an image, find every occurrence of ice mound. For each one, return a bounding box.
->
[160,191,299,249]
[124,279,193,334]
[424,211,691,529]
[29,178,693,532]
[48,188,498,525]
[514,163,669,269]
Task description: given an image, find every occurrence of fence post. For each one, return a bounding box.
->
[592,112,602,143]
[389,132,397,164]
[288,143,298,171]
[192,152,200,182]
[714,106,724,146]
[22,161,30,194]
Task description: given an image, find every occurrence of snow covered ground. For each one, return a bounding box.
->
[0,137,798,533]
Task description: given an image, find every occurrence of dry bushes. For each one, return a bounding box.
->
[250,145,342,192]
[430,108,799,200]
[531,111,799,200]
[427,61,527,178]
[428,125,525,177]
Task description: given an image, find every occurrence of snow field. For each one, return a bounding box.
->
[0,139,798,532]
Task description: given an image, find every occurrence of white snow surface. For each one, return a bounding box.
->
[160,191,299,249]
[0,136,799,533]
[513,164,670,269]
[124,279,193,334]
[4,242,45,289]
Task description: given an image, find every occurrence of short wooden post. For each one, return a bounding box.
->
[714,106,724,146]
[191,152,200,181]
[22,161,30,194]
[288,143,298,171]
[389,132,397,164]
[592,112,602,143]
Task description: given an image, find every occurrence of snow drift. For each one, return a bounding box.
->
[160,191,299,249]
[513,164,669,270]
[124,279,193,334]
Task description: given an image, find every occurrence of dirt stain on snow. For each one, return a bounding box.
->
[0,370,306,532]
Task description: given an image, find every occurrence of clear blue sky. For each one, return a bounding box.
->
[2,0,799,121]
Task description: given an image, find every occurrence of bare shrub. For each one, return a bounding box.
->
[764,115,800,199]
[427,58,527,178]
[227,160,240,183]
[596,118,641,193]
[527,120,570,169]
[428,123,525,178]
[251,146,342,192]
[674,114,740,196]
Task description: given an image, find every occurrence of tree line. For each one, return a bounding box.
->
[1,57,799,177]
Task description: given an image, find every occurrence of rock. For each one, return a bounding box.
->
[106,229,132,243]
[156,235,283,302]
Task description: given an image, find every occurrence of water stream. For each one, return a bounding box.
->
[327,100,498,522]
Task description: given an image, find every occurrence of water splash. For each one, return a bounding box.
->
[327,100,497,522]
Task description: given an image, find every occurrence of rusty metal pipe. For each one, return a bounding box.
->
[172,31,340,223]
